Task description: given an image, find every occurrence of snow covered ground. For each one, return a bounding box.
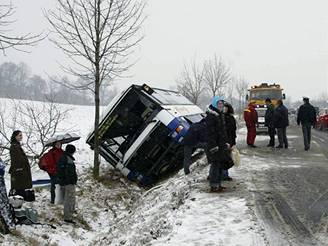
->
[2,98,326,245]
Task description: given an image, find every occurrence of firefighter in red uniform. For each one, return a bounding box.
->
[244,102,258,147]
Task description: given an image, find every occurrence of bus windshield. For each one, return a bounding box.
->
[250,90,282,100]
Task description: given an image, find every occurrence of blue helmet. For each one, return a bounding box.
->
[211,96,224,109]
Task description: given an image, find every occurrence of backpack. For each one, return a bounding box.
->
[38,150,56,172]
[14,207,38,225]
[38,154,48,171]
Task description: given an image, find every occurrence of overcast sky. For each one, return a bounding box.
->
[3,0,328,101]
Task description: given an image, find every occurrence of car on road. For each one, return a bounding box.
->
[316,108,328,131]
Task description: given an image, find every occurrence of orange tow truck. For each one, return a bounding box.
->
[246,83,285,132]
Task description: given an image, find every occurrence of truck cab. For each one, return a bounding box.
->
[246,83,285,132]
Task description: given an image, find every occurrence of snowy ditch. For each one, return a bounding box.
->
[0,98,272,245]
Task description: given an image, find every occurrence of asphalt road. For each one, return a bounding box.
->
[239,125,328,246]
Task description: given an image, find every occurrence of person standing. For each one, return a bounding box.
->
[9,130,32,198]
[222,102,236,181]
[244,102,258,147]
[40,141,64,204]
[265,98,275,147]
[0,155,15,234]
[273,100,289,148]
[204,96,229,192]
[297,97,317,151]
[57,144,77,224]
[182,120,207,175]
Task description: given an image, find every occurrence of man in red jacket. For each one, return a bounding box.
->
[40,141,64,204]
[244,102,258,147]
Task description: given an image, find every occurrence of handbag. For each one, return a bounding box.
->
[220,149,234,170]
[24,189,35,202]
[231,147,241,167]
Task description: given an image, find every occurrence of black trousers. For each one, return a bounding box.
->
[268,127,275,146]
[302,123,312,150]
[277,127,288,147]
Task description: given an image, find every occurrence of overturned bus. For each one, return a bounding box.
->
[86,84,204,185]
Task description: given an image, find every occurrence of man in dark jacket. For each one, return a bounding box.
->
[183,120,207,175]
[297,97,317,151]
[265,98,275,147]
[57,144,77,224]
[273,100,289,148]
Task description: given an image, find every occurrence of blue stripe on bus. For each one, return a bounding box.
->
[167,117,191,142]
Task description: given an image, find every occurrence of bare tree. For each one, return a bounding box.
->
[226,80,234,105]
[0,2,43,53]
[46,0,145,178]
[235,78,248,117]
[204,55,231,97]
[0,99,70,164]
[176,60,205,105]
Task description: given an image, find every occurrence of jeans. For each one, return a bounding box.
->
[209,161,222,188]
[63,184,76,221]
[48,174,57,204]
[302,123,311,150]
[222,169,229,178]
[277,127,288,147]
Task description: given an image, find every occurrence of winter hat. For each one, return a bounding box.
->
[211,96,224,109]
[65,144,76,154]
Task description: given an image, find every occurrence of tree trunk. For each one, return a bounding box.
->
[93,74,100,178]
[93,0,101,179]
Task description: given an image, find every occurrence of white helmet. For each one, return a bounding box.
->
[8,195,24,208]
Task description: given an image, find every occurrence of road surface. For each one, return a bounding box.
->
[239,125,328,246]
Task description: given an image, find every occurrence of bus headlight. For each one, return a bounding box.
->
[175,125,184,133]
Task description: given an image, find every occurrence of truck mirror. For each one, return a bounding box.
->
[283,93,286,99]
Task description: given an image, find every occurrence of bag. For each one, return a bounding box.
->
[24,189,35,202]
[38,154,48,171]
[14,207,38,225]
[54,184,64,205]
[231,147,241,167]
[220,149,234,170]
[8,195,24,209]
[10,189,35,202]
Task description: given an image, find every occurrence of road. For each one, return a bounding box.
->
[238,125,328,246]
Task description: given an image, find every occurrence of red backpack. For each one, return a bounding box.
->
[38,154,49,171]
[38,149,63,174]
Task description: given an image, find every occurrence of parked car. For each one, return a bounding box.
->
[87,84,204,185]
[316,108,328,131]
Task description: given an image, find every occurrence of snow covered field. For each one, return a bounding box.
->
[3,98,326,245]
